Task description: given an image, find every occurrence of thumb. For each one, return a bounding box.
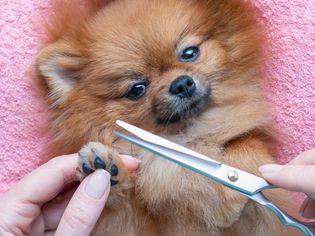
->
[259,164,315,194]
[55,170,110,236]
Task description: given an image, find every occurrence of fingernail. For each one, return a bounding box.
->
[85,170,110,199]
[259,164,284,173]
[120,155,141,164]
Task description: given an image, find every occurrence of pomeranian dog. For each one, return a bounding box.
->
[36,0,299,235]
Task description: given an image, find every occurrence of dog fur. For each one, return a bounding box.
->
[36,0,299,235]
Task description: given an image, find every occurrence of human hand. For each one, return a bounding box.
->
[0,153,139,236]
[259,148,315,218]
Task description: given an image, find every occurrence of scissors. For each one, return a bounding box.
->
[114,120,315,236]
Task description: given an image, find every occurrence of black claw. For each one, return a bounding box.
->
[82,163,94,174]
[110,164,119,176]
[94,157,106,169]
[111,179,119,186]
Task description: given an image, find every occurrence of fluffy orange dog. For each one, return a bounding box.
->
[36,0,298,235]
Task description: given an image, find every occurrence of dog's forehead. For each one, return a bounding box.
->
[87,0,207,73]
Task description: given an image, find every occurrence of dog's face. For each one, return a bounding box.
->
[37,0,263,152]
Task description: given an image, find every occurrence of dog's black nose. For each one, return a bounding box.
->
[169,75,196,98]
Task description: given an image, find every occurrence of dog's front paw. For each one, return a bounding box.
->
[77,142,129,187]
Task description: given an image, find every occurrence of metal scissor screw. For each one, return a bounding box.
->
[227,170,239,182]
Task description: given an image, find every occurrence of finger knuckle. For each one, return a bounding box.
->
[64,206,93,228]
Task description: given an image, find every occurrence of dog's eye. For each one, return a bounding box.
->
[126,81,149,100]
[179,46,200,62]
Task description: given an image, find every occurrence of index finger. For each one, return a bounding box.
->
[8,154,78,205]
[289,148,315,165]
[262,165,315,194]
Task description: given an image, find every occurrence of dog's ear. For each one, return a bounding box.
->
[36,42,85,105]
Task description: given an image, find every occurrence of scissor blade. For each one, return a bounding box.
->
[116,120,221,166]
[114,131,272,195]
[114,130,221,171]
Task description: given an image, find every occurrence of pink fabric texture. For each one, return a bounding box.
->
[0,0,314,194]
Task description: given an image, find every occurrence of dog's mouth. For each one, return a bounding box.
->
[156,91,211,125]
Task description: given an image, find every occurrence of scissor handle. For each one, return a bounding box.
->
[251,193,315,236]
[308,194,315,201]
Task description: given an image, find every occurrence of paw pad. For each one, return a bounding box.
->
[94,157,106,169]
[110,164,119,176]
[78,142,125,186]
[82,163,94,174]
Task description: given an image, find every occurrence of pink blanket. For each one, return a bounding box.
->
[0,0,314,194]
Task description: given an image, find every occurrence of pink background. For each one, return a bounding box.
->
[0,0,314,194]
